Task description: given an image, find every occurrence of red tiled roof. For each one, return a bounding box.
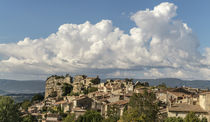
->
[55,100,68,105]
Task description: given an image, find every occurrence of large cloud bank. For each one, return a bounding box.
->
[0,2,210,80]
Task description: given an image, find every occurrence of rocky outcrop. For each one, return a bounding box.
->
[45,75,100,98]
[45,75,72,98]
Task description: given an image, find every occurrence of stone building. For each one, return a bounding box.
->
[167,91,210,121]
[199,92,210,121]
[168,103,208,119]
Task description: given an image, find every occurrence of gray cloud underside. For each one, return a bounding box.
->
[0,2,210,80]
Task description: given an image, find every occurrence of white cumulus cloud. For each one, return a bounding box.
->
[0,2,210,80]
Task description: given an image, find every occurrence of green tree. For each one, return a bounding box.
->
[105,105,120,122]
[0,96,21,122]
[201,117,208,122]
[63,113,76,122]
[121,91,159,122]
[121,108,147,122]
[49,91,57,97]
[164,117,184,122]
[90,76,101,84]
[31,93,44,102]
[184,112,201,122]
[22,114,37,122]
[157,83,167,89]
[21,100,31,110]
[88,87,98,93]
[84,87,98,94]
[76,110,103,122]
[70,92,80,96]
[164,112,207,122]
[62,83,73,96]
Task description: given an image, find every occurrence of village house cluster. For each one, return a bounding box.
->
[24,75,210,121]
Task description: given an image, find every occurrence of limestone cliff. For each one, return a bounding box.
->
[45,75,72,98]
[44,75,100,98]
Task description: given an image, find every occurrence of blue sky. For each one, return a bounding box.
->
[0,0,209,49]
[0,0,210,80]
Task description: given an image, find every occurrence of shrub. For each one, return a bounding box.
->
[62,83,73,96]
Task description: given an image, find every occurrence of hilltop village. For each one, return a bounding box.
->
[24,75,210,121]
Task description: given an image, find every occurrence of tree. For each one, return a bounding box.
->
[125,78,133,84]
[31,93,44,102]
[21,100,31,110]
[49,91,57,97]
[84,87,98,94]
[0,96,21,122]
[157,83,167,89]
[121,107,147,122]
[121,91,159,122]
[88,87,98,93]
[184,112,202,122]
[201,117,208,122]
[105,105,120,122]
[22,114,37,122]
[63,113,76,122]
[164,117,184,122]
[76,110,103,122]
[164,112,207,122]
[62,83,73,96]
[90,76,101,84]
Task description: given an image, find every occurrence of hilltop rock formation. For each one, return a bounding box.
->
[45,75,72,98]
[44,75,100,98]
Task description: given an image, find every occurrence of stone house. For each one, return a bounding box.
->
[72,96,94,110]
[156,90,167,103]
[167,103,208,119]
[125,82,134,93]
[199,92,210,121]
[167,91,210,121]
[72,75,100,93]
[71,107,87,118]
[106,100,129,117]
[46,113,61,122]
[54,100,72,113]
[166,90,192,104]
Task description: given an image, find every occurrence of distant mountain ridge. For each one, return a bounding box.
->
[134,78,210,89]
[0,89,7,95]
[0,79,45,94]
[106,78,210,89]
[1,78,210,95]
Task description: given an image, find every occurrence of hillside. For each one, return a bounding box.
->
[0,79,45,94]
[133,78,210,89]
[1,78,210,95]
[0,89,7,95]
[107,78,210,89]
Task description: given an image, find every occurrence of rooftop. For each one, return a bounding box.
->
[168,104,207,113]
[108,100,129,105]
[167,91,191,98]
[72,107,86,112]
